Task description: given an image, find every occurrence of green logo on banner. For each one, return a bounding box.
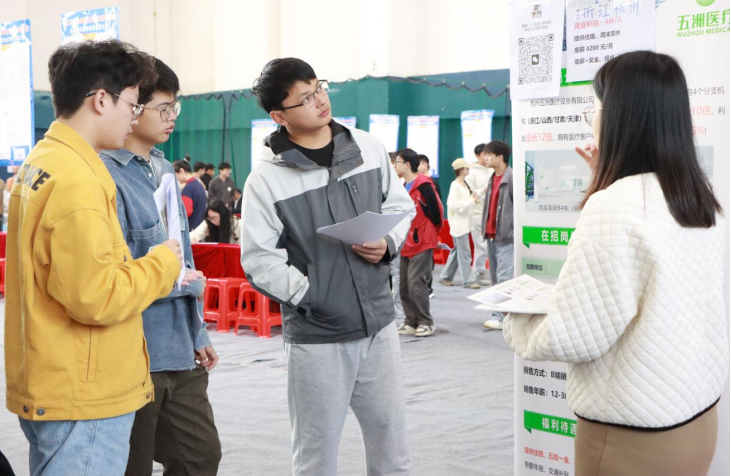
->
[696,0,715,7]
[522,227,575,248]
[524,410,577,438]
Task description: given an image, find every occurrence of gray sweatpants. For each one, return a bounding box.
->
[440,233,476,286]
[487,239,514,322]
[390,254,406,320]
[285,323,411,476]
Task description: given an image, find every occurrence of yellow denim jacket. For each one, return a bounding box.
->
[4,121,180,421]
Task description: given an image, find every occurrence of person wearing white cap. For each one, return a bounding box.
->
[439,158,481,289]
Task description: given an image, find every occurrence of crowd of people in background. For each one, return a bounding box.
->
[386,140,514,335]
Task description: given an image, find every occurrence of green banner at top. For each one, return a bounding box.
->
[524,410,577,438]
[522,227,575,248]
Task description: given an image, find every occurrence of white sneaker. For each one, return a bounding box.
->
[397,323,417,335]
[415,325,436,337]
[483,319,503,330]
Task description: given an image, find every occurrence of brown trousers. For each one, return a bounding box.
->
[575,405,718,476]
[126,365,221,476]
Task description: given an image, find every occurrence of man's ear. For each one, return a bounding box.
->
[90,90,109,116]
[270,110,287,128]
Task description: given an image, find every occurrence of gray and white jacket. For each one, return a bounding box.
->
[240,122,415,344]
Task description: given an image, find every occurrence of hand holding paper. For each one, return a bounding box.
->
[352,239,388,264]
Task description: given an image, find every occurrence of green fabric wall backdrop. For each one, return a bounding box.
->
[32,71,511,209]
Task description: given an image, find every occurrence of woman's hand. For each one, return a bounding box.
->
[575,142,598,172]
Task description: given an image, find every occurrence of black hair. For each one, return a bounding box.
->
[485,141,511,164]
[206,200,232,244]
[205,164,215,171]
[193,161,206,172]
[474,143,488,156]
[397,148,420,173]
[584,51,721,227]
[48,39,156,118]
[138,58,179,105]
[234,188,242,194]
[419,154,430,166]
[218,162,232,171]
[173,160,191,173]
[252,58,317,113]
[388,152,398,163]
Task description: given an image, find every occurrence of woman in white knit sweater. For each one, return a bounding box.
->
[503,51,727,475]
[439,158,480,289]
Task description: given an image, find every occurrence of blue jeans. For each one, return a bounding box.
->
[19,412,135,476]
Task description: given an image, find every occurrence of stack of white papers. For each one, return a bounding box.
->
[468,274,554,314]
[153,173,186,289]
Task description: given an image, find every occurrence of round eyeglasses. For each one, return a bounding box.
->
[582,106,603,127]
[144,101,182,122]
[85,90,144,120]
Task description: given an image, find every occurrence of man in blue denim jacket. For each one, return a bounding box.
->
[101,58,221,476]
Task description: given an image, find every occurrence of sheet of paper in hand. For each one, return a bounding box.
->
[468,274,554,314]
[316,210,413,246]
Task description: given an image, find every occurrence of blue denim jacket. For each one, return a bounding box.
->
[100,148,211,372]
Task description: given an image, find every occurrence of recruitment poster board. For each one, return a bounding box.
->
[510,1,730,475]
[461,109,494,162]
[406,115,440,178]
[61,6,120,44]
[0,19,34,167]
[368,114,400,153]
[334,116,356,129]
[250,119,278,170]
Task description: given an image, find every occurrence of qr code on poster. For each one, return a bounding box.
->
[518,35,554,85]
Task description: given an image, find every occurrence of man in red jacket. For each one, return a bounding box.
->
[394,148,443,337]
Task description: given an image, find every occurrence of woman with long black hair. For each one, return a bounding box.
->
[190,200,241,244]
[503,51,727,475]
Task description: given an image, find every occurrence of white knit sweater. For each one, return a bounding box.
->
[504,173,728,428]
[446,180,475,237]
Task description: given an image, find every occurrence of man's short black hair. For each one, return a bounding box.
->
[485,141,512,164]
[397,148,420,173]
[173,160,191,173]
[205,163,215,171]
[419,154,430,166]
[474,143,488,156]
[218,162,232,171]
[138,58,179,105]
[48,39,156,119]
[234,188,242,194]
[252,58,317,113]
[193,161,206,172]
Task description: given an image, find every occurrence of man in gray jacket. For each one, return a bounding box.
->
[480,141,514,330]
[242,58,415,476]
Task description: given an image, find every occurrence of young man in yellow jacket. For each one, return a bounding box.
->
[4,40,185,476]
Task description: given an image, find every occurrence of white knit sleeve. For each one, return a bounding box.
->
[504,235,639,363]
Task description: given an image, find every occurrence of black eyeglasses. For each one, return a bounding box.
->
[85,90,144,119]
[279,80,329,111]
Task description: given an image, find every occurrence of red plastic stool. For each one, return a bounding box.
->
[258,295,282,338]
[235,284,282,338]
[0,258,5,297]
[203,278,245,333]
[235,282,261,335]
